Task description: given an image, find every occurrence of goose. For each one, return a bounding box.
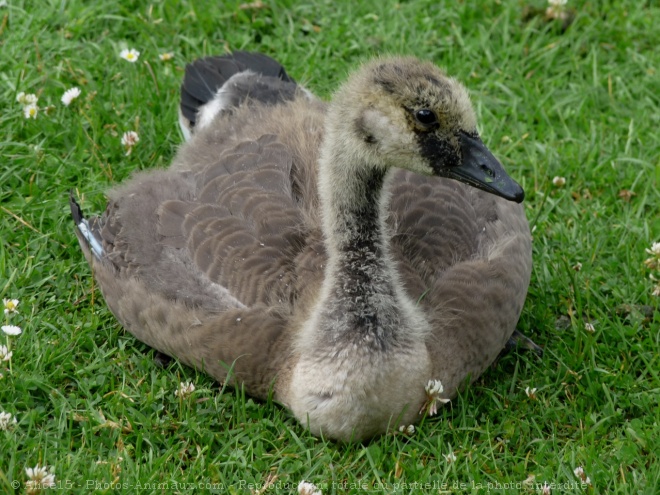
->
[70,52,533,442]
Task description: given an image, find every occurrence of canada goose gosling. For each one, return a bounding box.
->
[70,54,529,443]
[282,59,523,440]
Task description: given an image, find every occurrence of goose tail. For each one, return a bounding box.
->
[179,51,300,140]
[69,191,104,260]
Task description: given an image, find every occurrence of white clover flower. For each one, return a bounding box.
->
[159,52,174,61]
[573,466,591,485]
[552,176,566,187]
[297,481,322,495]
[652,283,660,298]
[17,92,38,105]
[1,325,22,336]
[121,130,139,146]
[23,104,39,119]
[174,381,195,398]
[541,482,552,494]
[646,242,660,257]
[121,130,140,147]
[572,262,582,271]
[444,452,457,463]
[3,298,19,314]
[422,379,450,416]
[645,242,660,271]
[584,322,595,333]
[121,131,140,155]
[398,424,415,435]
[61,87,81,106]
[0,345,12,362]
[525,387,538,399]
[0,411,17,430]
[119,48,140,63]
[546,0,569,20]
[25,464,56,493]
[426,379,444,396]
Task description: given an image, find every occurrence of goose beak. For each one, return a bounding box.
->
[448,132,524,203]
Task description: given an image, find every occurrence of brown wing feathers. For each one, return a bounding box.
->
[156,134,307,307]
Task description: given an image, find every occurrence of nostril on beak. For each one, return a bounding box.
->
[480,164,495,178]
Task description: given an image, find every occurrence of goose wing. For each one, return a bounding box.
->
[388,170,532,395]
[73,59,327,397]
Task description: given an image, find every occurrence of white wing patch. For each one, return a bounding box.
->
[76,219,104,259]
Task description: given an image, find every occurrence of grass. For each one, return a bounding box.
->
[1,0,658,493]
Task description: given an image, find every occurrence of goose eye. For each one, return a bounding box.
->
[415,109,438,126]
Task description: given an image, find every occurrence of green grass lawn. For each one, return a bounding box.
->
[1,0,659,493]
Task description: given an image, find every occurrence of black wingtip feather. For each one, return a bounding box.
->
[230,51,295,83]
[180,51,296,127]
[69,189,84,225]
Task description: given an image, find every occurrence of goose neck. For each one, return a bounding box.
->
[318,144,389,262]
[314,145,409,348]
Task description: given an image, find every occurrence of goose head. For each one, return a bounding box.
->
[323,56,524,202]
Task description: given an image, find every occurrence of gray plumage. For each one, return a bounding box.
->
[71,52,532,441]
